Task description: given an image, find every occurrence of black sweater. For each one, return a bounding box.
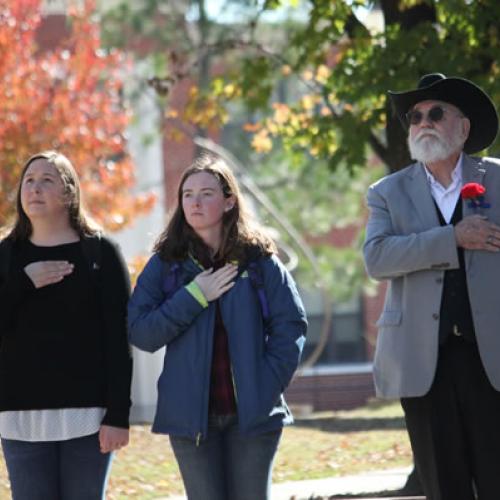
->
[0,236,132,428]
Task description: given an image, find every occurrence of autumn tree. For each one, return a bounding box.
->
[99,0,500,301]
[0,0,155,230]
[103,0,500,174]
[244,0,500,174]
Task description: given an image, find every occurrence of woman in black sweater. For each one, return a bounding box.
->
[0,151,132,499]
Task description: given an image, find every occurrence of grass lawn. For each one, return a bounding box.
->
[0,400,412,499]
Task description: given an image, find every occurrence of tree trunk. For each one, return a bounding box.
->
[380,0,436,173]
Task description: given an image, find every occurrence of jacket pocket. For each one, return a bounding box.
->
[240,358,284,430]
[375,310,402,327]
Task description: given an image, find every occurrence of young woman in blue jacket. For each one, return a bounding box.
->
[128,154,307,500]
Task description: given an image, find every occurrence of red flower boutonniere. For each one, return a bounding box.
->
[461,182,490,209]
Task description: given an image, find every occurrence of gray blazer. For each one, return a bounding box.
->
[363,154,500,398]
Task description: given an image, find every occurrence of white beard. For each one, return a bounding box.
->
[407,127,465,164]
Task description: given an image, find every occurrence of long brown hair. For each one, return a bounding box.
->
[154,155,276,263]
[6,151,99,241]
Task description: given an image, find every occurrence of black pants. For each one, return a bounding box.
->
[401,335,500,500]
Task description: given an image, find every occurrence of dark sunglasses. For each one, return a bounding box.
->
[406,105,446,126]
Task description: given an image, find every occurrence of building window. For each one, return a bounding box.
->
[299,288,366,365]
[42,0,87,14]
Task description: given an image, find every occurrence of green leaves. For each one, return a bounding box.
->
[263,0,282,9]
[98,0,500,299]
[238,55,275,110]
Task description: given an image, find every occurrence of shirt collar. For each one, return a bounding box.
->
[423,153,463,191]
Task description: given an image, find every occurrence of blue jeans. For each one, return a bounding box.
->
[1,433,113,500]
[169,414,282,500]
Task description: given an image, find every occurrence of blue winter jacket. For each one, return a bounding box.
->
[128,253,307,441]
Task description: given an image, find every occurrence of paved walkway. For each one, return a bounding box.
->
[162,466,413,499]
[271,466,412,499]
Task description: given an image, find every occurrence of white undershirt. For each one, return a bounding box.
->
[423,154,463,223]
[0,408,105,442]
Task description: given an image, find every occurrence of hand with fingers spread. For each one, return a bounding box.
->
[455,214,500,251]
[194,263,238,301]
[24,260,74,289]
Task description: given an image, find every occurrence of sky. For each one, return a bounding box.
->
[188,0,374,27]
[187,0,312,24]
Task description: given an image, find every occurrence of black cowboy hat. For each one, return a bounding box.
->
[388,73,499,154]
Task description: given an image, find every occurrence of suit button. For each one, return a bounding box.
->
[432,313,439,320]
[453,325,462,337]
[436,277,443,284]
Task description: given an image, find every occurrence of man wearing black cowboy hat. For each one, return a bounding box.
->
[363,73,500,499]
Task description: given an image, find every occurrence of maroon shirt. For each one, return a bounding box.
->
[208,300,237,415]
[198,254,237,416]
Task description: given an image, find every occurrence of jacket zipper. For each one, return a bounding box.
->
[230,363,238,404]
[189,256,209,447]
[225,288,239,424]
[198,291,216,447]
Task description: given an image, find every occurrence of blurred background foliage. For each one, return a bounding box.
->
[0,0,155,232]
[100,0,500,300]
[3,0,499,301]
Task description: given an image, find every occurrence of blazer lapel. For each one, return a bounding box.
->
[462,154,486,217]
[407,163,440,229]
[461,154,487,269]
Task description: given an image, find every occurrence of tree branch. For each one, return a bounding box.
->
[368,131,390,167]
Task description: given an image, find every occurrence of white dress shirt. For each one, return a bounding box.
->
[424,154,463,223]
[0,408,105,442]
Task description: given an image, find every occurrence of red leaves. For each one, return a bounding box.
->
[0,0,154,230]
